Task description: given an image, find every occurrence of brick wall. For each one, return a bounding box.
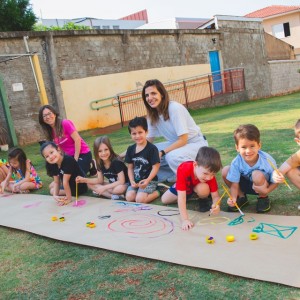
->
[269,60,300,96]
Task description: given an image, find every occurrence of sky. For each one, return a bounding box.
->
[30,0,300,22]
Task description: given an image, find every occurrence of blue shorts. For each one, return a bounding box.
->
[169,184,194,198]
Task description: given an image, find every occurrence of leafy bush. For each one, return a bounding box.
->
[33,22,90,31]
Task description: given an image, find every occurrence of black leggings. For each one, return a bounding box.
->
[77,151,92,176]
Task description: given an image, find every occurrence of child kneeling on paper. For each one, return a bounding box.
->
[162,146,223,231]
[222,124,278,213]
[125,116,160,203]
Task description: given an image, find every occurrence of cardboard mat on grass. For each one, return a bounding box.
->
[0,193,299,288]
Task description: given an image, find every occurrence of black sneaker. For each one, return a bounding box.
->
[199,197,213,212]
[89,159,97,176]
[227,195,249,212]
[156,183,170,196]
[256,196,271,213]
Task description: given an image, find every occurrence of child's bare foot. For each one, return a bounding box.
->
[59,198,72,206]
[54,196,71,206]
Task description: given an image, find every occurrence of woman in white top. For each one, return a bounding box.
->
[142,79,208,182]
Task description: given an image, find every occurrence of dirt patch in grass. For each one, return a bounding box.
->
[47,260,75,274]
[68,290,96,300]
[125,278,141,285]
[111,263,154,275]
[156,286,177,299]
[91,253,108,260]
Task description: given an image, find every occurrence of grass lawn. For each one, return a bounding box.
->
[1,92,300,299]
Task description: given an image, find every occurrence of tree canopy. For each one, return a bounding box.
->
[0,0,37,31]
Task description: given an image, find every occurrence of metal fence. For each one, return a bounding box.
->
[90,68,245,127]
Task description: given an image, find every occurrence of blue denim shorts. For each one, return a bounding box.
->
[127,180,158,194]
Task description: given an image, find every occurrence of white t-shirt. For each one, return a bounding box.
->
[147,101,203,143]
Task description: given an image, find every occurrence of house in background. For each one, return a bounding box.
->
[245,5,300,60]
[198,15,295,61]
[39,9,148,30]
[136,17,209,29]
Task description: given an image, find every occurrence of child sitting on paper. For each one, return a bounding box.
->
[41,141,87,206]
[272,119,300,210]
[0,148,42,194]
[222,124,278,213]
[76,135,129,200]
[161,146,222,231]
[0,158,9,184]
[125,116,160,203]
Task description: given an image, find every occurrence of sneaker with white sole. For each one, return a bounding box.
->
[256,196,271,213]
[111,194,125,200]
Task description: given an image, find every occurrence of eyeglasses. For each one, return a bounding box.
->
[43,112,53,119]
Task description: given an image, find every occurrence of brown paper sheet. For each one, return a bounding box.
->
[0,193,299,288]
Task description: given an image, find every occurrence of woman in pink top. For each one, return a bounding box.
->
[39,105,93,176]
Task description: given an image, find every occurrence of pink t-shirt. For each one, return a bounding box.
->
[53,119,90,156]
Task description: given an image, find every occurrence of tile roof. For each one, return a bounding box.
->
[245,5,300,18]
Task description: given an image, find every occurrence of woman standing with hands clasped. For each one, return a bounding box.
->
[142,79,208,182]
[39,105,94,176]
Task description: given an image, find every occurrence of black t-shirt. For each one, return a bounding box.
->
[98,159,129,184]
[47,154,87,195]
[125,141,160,182]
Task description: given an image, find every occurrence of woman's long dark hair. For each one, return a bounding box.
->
[93,136,118,170]
[8,147,27,177]
[38,105,63,141]
[142,79,170,125]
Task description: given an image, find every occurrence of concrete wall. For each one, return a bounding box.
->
[264,33,295,60]
[61,64,211,131]
[0,24,297,145]
[269,60,300,96]
[218,25,271,99]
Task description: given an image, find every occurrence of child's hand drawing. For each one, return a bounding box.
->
[181,219,193,231]
[227,197,236,207]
